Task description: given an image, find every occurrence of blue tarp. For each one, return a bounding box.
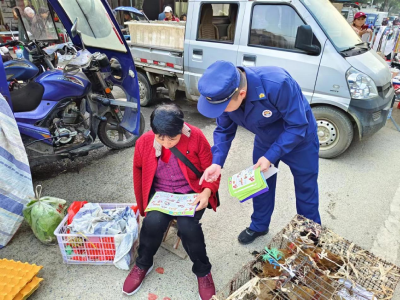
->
[114,6,143,15]
[0,93,33,248]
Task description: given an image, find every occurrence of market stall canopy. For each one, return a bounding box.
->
[114,6,150,22]
[115,6,143,15]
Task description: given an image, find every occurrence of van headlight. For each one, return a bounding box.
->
[346,67,378,99]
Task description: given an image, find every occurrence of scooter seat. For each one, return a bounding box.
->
[11,82,44,113]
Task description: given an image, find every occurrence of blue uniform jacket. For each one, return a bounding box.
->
[212,66,317,166]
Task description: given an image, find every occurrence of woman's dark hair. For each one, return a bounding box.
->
[150,104,184,138]
[181,13,187,18]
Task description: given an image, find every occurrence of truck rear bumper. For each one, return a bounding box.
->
[348,88,394,139]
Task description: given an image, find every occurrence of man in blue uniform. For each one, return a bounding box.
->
[198,61,320,245]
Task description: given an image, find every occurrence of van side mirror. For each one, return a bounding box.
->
[295,25,320,55]
[71,18,78,38]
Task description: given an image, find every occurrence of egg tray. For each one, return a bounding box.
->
[0,259,43,300]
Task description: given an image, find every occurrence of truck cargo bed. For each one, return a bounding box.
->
[130,44,184,74]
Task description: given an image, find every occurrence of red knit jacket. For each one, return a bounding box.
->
[133,123,220,216]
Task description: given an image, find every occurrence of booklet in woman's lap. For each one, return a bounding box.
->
[145,192,199,217]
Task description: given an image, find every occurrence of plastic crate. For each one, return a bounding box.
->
[54,203,140,265]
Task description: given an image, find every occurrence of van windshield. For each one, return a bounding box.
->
[300,0,362,52]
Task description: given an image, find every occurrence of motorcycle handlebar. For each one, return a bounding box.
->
[0,40,20,47]
[0,40,36,55]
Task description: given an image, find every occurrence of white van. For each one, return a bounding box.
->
[129,0,394,158]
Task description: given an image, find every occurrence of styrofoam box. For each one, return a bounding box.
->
[127,21,185,50]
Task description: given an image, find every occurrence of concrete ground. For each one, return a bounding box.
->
[2,95,400,300]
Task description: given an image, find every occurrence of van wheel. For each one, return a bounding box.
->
[138,72,155,107]
[312,106,354,159]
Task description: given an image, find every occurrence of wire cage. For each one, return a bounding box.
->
[214,215,400,300]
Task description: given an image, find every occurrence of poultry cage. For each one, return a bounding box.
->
[214,215,400,300]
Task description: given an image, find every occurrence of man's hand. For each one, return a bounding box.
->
[199,164,221,185]
[254,157,271,172]
[192,188,211,211]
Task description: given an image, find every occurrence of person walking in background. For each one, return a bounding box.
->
[31,7,55,40]
[351,12,372,40]
[12,7,29,60]
[23,7,35,32]
[26,0,36,14]
[164,6,180,22]
[158,6,166,20]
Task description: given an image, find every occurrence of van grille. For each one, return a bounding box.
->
[372,111,381,121]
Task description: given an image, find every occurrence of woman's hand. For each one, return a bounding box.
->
[192,188,211,211]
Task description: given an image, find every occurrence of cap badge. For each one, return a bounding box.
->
[206,97,212,100]
[262,110,272,118]
[259,93,265,98]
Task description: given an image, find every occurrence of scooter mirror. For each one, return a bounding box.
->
[71,18,78,38]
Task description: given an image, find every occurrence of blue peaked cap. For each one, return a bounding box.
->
[197,61,241,118]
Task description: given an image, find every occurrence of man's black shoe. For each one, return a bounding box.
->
[238,228,269,245]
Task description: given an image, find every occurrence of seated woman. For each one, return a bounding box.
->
[123,104,220,300]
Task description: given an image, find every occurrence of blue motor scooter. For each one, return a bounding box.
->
[2,39,75,90]
[1,0,144,167]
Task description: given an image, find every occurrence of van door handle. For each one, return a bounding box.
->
[193,49,203,60]
[243,55,256,67]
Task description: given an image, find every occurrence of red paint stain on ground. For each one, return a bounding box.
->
[156,267,165,274]
[148,293,158,300]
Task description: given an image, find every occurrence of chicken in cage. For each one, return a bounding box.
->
[214,215,400,300]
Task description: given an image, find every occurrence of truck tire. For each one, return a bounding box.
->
[312,106,354,159]
[137,72,155,107]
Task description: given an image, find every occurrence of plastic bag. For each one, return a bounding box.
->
[67,201,88,225]
[23,186,67,245]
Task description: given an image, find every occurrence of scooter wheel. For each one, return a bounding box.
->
[98,111,145,149]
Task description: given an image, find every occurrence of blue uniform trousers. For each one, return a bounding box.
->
[250,132,321,232]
